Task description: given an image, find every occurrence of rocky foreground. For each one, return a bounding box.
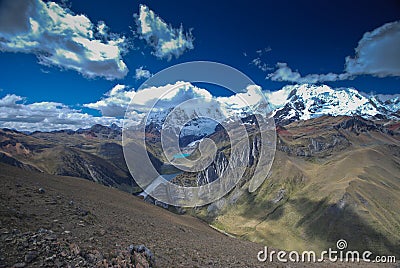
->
[0,163,396,267]
[0,163,266,267]
[1,228,154,267]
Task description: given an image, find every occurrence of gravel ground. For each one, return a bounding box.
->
[0,164,396,267]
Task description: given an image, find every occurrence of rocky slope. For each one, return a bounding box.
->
[0,163,318,267]
[0,125,139,193]
[190,115,400,259]
[2,163,394,267]
[142,114,400,260]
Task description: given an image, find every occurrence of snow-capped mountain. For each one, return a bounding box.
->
[139,82,269,141]
[371,94,400,114]
[270,84,400,125]
[139,82,399,136]
[147,106,221,137]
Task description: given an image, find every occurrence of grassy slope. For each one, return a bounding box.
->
[200,117,400,257]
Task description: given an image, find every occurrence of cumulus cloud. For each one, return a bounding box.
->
[84,84,136,117]
[267,62,350,84]
[0,94,24,107]
[263,86,294,108]
[266,21,400,83]
[136,82,212,109]
[135,4,194,60]
[85,82,213,125]
[345,20,400,77]
[0,0,129,80]
[129,82,272,124]
[0,94,121,132]
[85,81,274,126]
[135,66,152,80]
[217,85,271,116]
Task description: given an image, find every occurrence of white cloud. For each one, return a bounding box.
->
[135,66,152,80]
[0,94,24,107]
[135,4,194,60]
[267,62,301,82]
[267,62,350,84]
[85,81,400,130]
[129,82,272,125]
[266,21,400,83]
[0,0,128,80]
[85,82,274,125]
[345,20,400,77]
[217,85,271,116]
[251,48,273,72]
[84,84,136,117]
[251,58,271,72]
[263,87,294,108]
[256,47,272,56]
[85,82,214,125]
[375,93,400,102]
[130,82,212,111]
[0,94,121,132]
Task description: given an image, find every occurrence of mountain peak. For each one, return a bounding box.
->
[271,84,399,125]
[132,83,398,132]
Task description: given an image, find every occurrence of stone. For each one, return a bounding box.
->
[69,243,81,256]
[44,234,56,241]
[24,251,38,263]
[130,244,155,267]
[98,229,106,236]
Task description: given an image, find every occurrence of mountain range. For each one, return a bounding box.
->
[137,83,400,149]
[271,84,400,125]
[133,83,400,258]
[189,115,400,258]
[0,83,399,264]
[130,83,400,140]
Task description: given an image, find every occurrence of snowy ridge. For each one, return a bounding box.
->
[141,82,399,134]
[270,84,400,125]
[141,82,269,138]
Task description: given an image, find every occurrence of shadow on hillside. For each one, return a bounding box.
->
[238,192,286,222]
[234,190,399,257]
[286,197,398,258]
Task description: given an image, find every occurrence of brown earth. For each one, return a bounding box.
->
[1,163,395,267]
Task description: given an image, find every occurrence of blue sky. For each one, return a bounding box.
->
[0,0,399,131]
